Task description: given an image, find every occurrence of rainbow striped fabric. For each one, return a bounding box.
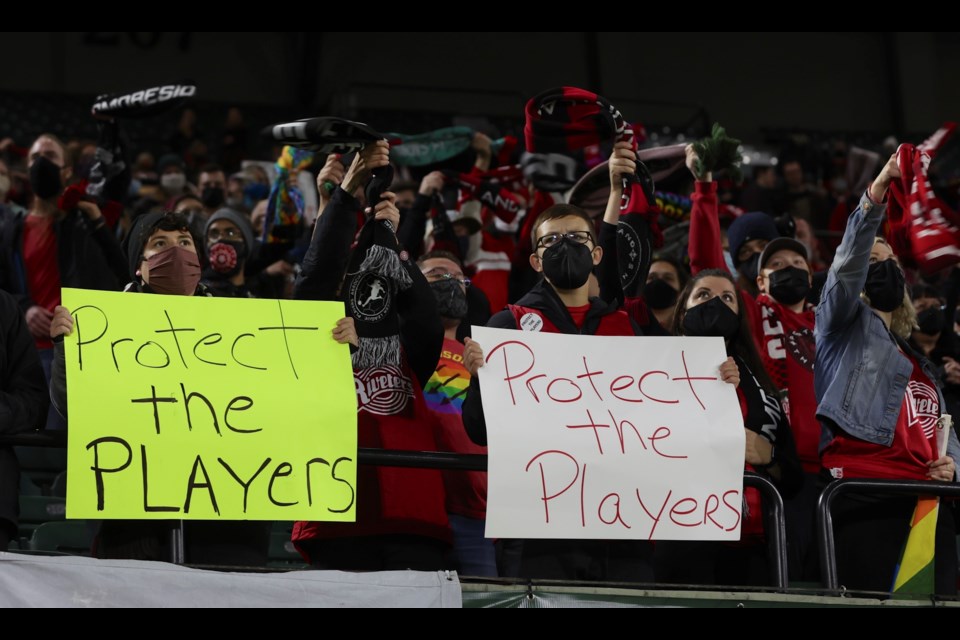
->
[892,496,939,594]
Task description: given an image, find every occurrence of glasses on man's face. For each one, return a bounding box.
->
[207,227,242,242]
[536,230,594,250]
[422,269,471,288]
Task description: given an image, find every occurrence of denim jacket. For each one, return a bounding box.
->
[814,192,960,468]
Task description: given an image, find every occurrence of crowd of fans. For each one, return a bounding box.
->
[1,87,959,596]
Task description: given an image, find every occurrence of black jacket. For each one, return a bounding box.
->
[462,281,643,446]
[0,208,128,314]
[0,289,48,532]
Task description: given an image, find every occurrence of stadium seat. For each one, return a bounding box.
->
[29,521,93,556]
[267,531,306,569]
[14,446,67,494]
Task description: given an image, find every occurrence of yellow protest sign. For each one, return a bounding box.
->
[62,289,357,522]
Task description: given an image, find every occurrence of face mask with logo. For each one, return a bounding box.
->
[207,240,248,278]
[161,173,186,192]
[644,278,679,310]
[201,186,225,209]
[682,295,740,341]
[917,306,945,336]
[429,278,468,320]
[768,265,811,306]
[864,259,905,312]
[541,238,594,290]
[145,246,202,296]
[29,156,63,200]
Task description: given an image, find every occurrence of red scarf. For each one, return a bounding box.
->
[887,123,960,273]
[524,87,662,297]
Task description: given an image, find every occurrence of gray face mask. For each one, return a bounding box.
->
[0,174,10,199]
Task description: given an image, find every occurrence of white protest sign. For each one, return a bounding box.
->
[473,327,745,541]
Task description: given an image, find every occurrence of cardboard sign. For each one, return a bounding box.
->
[473,327,745,540]
[62,289,357,521]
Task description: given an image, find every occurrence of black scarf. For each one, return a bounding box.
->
[735,355,783,442]
[342,164,412,370]
[524,87,662,297]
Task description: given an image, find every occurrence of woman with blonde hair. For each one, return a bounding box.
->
[815,153,960,595]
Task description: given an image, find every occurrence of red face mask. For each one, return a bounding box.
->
[145,246,202,296]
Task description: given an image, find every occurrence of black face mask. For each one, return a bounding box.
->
[738,253,761,283]
[429,278,468,320]
[644,278,679,310]
[540,238,594,291]
[207,240,247,278]
[864,259,905,312]
[682,295,740,341]
[768,266,811,306]
[917,307,945,336]
[201,186,225,209]
[29,156,63,200]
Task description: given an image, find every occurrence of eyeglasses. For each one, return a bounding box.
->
[536,231,594,249]
[423,269,471,288]
[207,227,242,242]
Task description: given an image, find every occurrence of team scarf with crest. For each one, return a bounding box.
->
[341,165,413,371]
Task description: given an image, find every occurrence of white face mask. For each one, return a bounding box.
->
[0,174,9,199]
[161,173,186,192]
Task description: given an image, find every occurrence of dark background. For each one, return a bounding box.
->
[1,31,958,153]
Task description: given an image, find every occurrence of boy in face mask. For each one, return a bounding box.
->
[48,210,358,565]
[418,250,496,577]
[201,208,255,298]
[459,203,655,582]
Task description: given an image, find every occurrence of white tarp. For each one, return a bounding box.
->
[472,328,745,541]
[0,553,461,608]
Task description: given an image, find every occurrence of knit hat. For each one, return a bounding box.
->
[206,207,254,250]
[126,211,165,279]
[126,211,204,281]
[157,154,185,174]
[727,211,779,267]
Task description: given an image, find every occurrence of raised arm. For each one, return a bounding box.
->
[685,145,728,275]
[295,142,390,301]
[816,155,898,336]
[396,172,442,258]
[77,201,129,288]
[598,141,654,305]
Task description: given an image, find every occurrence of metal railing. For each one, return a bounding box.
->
[817,479,960,591]
[3,434,788,589]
